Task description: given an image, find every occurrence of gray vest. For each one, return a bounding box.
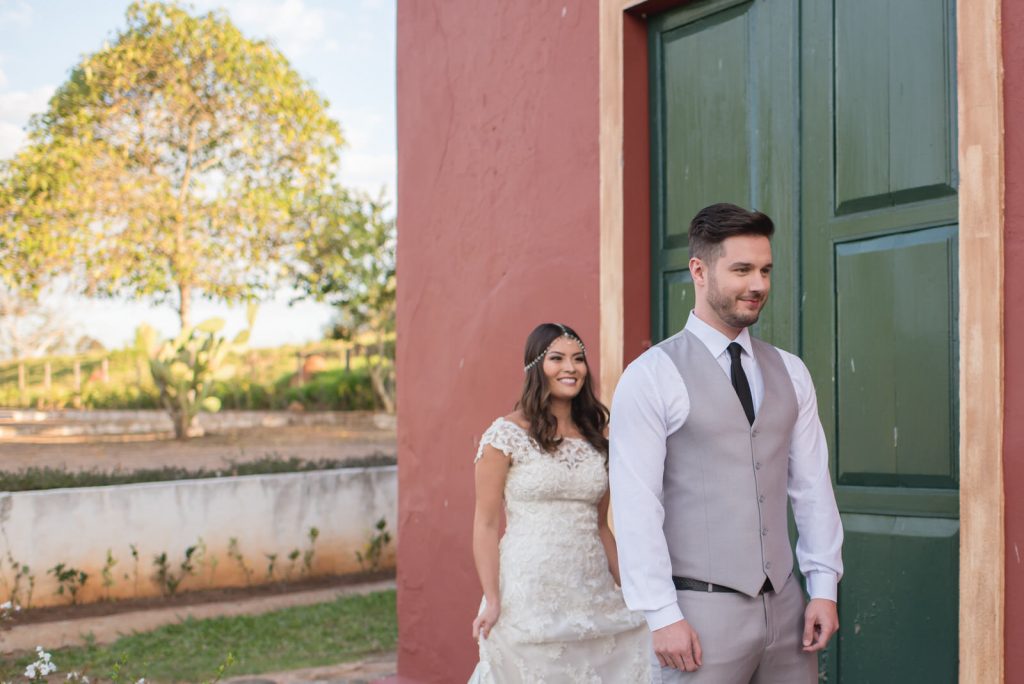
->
[657,330,798,597]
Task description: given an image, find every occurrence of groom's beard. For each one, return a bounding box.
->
[706,272,767,330]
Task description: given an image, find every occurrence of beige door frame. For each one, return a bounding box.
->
[597,0,1006,681]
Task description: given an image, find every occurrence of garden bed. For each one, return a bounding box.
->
[4,568,394,627]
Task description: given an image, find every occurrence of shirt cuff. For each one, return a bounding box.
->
[805,571,839,602]
[644,602,684,631]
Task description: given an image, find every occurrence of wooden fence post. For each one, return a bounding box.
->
[43,361,52,390]
[101,358,109,383]
[73,360,82,393]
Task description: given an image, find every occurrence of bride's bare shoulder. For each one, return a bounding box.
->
[503,410,530,430]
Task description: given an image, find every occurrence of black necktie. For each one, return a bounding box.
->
[727,342,755,425]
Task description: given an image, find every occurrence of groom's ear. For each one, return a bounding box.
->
[689,256,707,288]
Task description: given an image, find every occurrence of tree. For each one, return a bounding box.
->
[294,186,396,412]
[0,1,342,330]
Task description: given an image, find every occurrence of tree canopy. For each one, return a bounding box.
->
[294,187,395,336]
[293,186,396,411]
[0,1,343,330]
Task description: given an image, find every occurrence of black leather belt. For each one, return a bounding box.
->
[672,576,774,595]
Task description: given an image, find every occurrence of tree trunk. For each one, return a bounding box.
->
[367,363,396,414]
[368,332,396,413]
[174,410,191,440]
[178,282,192,332]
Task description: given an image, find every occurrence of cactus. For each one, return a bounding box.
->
[140,303,256,440]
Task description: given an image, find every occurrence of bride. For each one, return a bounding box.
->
[469,323,651,682]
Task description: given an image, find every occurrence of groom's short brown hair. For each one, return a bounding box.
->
[688,203,774,263]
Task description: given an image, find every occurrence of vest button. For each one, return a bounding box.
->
[761,527,768,536]
[758,494,766,503]
[765,561,772,570]
[754,462,762,470]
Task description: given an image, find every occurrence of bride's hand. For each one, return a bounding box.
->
[472,601,501,640]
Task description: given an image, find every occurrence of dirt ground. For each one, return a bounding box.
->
[0,423,396,473]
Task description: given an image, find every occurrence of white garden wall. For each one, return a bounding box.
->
[0,466,397,608]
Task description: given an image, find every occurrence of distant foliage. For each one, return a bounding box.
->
[294,189,396,412]
[0,344,379,411]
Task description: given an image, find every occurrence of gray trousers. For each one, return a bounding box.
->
[651,574,818,684]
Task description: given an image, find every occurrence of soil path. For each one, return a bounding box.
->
[223,651,397,684]
[1,579,396,654]
[0,424,395,472]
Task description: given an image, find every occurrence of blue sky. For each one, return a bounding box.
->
[0,0,395,349]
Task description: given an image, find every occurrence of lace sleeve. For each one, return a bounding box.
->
[474,418,520,463]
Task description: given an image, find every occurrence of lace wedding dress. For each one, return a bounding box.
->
[469,417,651,683]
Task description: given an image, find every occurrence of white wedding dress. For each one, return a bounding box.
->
[469,417,651,683]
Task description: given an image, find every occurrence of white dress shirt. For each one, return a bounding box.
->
[609,311,844,631]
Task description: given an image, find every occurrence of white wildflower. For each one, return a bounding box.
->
[24,646,57,680]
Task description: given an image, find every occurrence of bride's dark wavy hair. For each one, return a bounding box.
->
[515,323,609,455]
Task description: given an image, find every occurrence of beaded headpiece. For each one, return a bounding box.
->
[524,324,587,372]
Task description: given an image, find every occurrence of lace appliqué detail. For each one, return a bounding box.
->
[474,417,601,467]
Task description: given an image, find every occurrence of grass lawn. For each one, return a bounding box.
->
[0,589,396,682]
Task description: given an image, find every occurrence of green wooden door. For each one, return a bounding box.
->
[650,1,959,681]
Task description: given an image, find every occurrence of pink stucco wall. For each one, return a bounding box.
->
[1003,1,1024,679]
[395,2,600,679]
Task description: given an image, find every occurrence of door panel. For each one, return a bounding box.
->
[835,226,958,488]
[663,4,751,247]
[839,514,959,682]
[833,0,957,213]
[650,0,797,347]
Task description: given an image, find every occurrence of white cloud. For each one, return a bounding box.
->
[330,105,394,198]
[0,85,52,121]
[0,85,52,159]
[0,65,7,89]
[0,120,25,159]
[333,106,388,148]
[194,0,333,59]
[0,0,32,29]
[338,151,395,198]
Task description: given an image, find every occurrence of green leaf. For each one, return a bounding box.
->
[200,396,222,413]
[195,317,225,334]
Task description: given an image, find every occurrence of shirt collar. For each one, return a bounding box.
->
[683,310,753,360]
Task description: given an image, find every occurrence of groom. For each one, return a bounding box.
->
[609,203,844,682]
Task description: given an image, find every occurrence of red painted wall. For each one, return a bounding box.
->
[1004,1,1024,679]
[395,2,600,680]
